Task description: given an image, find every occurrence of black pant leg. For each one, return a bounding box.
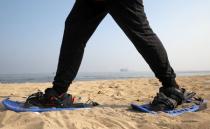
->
[108,0,177,87]
[53,0,107,94]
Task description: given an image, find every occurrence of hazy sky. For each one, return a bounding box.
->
[0,0,210,74]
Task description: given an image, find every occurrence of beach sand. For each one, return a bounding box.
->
[0,75,210,129]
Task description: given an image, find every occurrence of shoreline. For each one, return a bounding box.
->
[0,74,210,84]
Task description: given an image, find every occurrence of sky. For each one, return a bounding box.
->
[0,0,210,74]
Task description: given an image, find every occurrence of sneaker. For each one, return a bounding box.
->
[151,86,196,111]
[24,88,73,108]
[159,87,196,104]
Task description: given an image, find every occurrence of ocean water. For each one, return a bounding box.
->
[0,71,210,83]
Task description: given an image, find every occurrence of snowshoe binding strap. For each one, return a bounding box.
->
[151,92,178,111]
[85,99,100,106]
[159,87,196,105]
[24,91,45,107]
[24,91,74,108]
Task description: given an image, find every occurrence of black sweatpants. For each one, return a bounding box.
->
[53,0,177,94]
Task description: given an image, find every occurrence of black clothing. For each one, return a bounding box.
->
[53,0,177,94]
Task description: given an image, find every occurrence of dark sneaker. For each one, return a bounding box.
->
[24,88,73,108]
[151,92,178,111]
[159,87,196,104]
[151,86,196,111]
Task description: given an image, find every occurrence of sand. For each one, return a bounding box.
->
[0,75,210,129]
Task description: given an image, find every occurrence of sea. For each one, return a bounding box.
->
[0,71,210,83]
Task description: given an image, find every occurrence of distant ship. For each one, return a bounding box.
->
[120,68,128,72]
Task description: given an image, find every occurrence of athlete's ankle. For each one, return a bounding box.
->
[161,79,179,88]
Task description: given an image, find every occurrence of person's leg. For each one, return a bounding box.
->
[107,0,197,110]
[53,0,108,94]
[108,0,177,88]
